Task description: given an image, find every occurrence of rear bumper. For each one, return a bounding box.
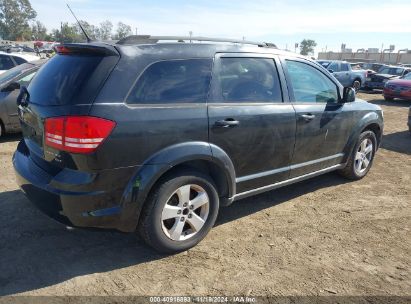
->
[13,140,139,232]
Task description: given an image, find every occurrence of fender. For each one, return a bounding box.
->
[116,141,236,232]
[342,111,383,164]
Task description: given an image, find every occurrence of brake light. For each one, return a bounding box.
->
[45,116,116,153]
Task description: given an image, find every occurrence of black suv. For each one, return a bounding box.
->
[13,36,384,253]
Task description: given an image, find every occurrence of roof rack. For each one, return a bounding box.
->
[116,35,277,48]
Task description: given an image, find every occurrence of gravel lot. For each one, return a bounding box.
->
[0,93,410,297]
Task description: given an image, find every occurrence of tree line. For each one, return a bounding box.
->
[0,0,133,42]
[0,0,317,55]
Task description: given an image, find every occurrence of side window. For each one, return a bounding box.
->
[285,60,339,103]
[328,62,340,72]
[215,57,282,102]
[341,63,349,71]
[12,56,27,65]
[0,55,15,70]
[17,71,37,86]
[127,59,212,104]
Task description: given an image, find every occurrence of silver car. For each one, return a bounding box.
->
[0,60,45,137]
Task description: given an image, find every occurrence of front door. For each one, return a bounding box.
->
[208,54,296,193]
[281,58,353,178]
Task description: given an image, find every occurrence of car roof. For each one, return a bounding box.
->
[69,37,310,62]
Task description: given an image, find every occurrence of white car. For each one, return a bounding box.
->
[0,52,40,74]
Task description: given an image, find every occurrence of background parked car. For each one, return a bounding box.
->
[408,106,411,135]
[364,66,411,91]
[317,60,367,91]
[383,72,411,101]
[363,63,386,73]
[0,52,39,74]
[0,60,45,136]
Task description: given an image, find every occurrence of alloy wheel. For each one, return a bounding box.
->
[161,184,210,241]
[354,138,373,174]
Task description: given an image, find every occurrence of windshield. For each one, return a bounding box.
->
[0,63,34,86]
[378,67,404,76]
[402,73,411,80]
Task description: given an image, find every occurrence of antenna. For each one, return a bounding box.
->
[66,3,92,43]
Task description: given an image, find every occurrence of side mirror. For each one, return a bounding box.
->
[328,69,334,73]
[1,82,20,92]
[342,87,356,103]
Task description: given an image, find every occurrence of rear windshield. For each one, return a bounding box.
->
[28,54,107,105]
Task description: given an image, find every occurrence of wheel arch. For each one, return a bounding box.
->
[117,142,236,232]
[342,112,383,164]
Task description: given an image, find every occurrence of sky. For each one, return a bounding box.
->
[30,0,411,53]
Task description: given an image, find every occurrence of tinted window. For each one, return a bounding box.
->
[285,60,338,103]
[0,55,15,70]
[215,58,282,102]
[12,56,27,65]
[128,59,212,104]
[341,64,350,71]
[28,54,106,105]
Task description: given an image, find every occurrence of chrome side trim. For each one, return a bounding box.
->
[233,164,344,201]
[236,153,344,183]
[290,153,344,170]
[236,166,289,183]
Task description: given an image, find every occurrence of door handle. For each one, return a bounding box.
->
[300,114,316,122]
[214,118,240,127]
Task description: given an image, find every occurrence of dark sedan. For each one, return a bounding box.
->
[0,60,45,137]
[364,66,411,91]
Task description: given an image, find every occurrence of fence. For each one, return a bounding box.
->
[317,52,411,64]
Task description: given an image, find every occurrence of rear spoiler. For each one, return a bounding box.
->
[54,44,119,56]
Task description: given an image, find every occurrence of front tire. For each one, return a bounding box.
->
[138,170,219,253]
[339,130,377,180]
[352,80,361,92]
[384,96,394,101]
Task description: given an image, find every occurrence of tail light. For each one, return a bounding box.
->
[45,116,116,153]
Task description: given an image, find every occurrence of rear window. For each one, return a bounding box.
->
[28,54,107,105]
[127,59,212,104]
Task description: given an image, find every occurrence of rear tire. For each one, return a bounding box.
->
[138,170,219,253]
[0,120,4,137]
[338,130,377,180]
[384,96,394,101]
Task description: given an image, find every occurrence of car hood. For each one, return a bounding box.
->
[374,73,400,79]
[386,79,411,86]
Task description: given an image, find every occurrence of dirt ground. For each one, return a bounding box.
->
[0,93,410,297]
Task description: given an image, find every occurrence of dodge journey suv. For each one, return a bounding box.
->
[13,36,384,253]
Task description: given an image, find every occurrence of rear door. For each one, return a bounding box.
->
[208,53,296,193]
[281,57,353,178]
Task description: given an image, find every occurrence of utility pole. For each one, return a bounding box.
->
[135,27,138,35]
[189,31,193,43]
